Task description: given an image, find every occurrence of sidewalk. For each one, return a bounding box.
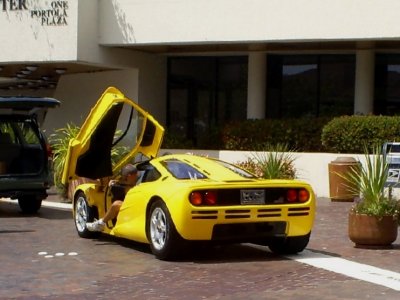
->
[42,188,72,210]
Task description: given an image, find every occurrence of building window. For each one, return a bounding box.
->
[167,56,247,145]
[375,54,400,115]
[267,54,355,118]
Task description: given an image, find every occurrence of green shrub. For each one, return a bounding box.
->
[162,127,224,150]
[235,158,263,177]
[162,131,194,149]
[222,118,330,152]
[321,116,400,153]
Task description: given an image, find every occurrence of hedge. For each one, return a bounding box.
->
[321,115,400,153]
[221,118,330,152]
[162,115,400,153]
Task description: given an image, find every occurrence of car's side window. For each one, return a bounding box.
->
[141,168,161,183]
[162,159,207,180]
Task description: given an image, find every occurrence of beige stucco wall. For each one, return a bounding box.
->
[99,0,400,46]
[0,0,78,62]
[44,69,139,132]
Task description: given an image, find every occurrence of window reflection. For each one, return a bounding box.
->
[283,64,317,76]
[162,159,207,180]
[375,54,400,115]
[168,57,247,146]
[267,54,355,118]
[386,63,400,114]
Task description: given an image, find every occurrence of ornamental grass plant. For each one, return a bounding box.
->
[236,143,296,179]
[341,145,399,217]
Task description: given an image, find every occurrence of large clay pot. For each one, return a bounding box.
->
[348,212,398,248]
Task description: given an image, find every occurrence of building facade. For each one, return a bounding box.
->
[1,0,400,145]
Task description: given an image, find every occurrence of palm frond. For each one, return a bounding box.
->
[339,145,399,216]
[250,143,296,179]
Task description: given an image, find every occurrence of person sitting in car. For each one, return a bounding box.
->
[86,164,139,232]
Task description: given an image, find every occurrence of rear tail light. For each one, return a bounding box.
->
[204,191,217,205]
[189,188,310,206]
[286,188,310,203]
[298,189,310,202]
[189,191,218,206]
[189,192,203,206]
[287,189,298,202]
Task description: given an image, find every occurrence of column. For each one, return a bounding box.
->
[354,50,375,115]
[247,53,266,119]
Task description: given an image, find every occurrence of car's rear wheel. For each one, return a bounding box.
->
[268,233,310,254]
[18,196,42,214]
[74,192,98,238]
[147,200,185,260]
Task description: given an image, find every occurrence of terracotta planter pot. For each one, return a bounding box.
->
[348,212,398,248]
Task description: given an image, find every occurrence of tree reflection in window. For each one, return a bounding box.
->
[162,159,207,180]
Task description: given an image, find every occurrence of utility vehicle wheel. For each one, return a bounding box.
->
[18,196,42,214]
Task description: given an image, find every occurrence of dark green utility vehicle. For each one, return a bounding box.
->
[0,97,60,213]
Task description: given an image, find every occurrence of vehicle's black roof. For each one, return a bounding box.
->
[0,97,61,109]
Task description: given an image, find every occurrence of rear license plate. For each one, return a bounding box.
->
[240,189,265,205]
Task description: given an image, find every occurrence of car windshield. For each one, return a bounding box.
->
[162,159,207,180]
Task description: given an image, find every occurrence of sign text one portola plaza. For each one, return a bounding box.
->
[1,0,69,26]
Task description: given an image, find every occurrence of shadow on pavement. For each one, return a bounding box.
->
[0,201,71,220]
[95,233,288,264]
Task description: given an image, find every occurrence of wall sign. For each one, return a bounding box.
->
[1,0,69,26]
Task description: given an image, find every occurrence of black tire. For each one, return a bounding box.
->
[147,200,185,260]
[268,233,311,255]
[74,192,99,238]
[18,196,42,214]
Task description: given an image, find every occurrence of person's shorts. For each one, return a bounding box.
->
[110,184,126,202]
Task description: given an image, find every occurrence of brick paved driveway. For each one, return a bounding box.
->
[0,197,399,299]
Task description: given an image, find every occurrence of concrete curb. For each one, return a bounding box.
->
[0,198,72,211]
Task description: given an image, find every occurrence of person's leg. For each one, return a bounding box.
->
[103,200,123,223]
[86,200,123,232]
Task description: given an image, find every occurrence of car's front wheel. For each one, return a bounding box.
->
[268,233,311,255]
[74,192,98,238]
[18,196,42,214]
[147,200,185,260]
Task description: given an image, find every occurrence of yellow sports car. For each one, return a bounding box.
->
[62,87,316,260]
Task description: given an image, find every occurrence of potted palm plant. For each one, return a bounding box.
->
[342,145,399,248]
